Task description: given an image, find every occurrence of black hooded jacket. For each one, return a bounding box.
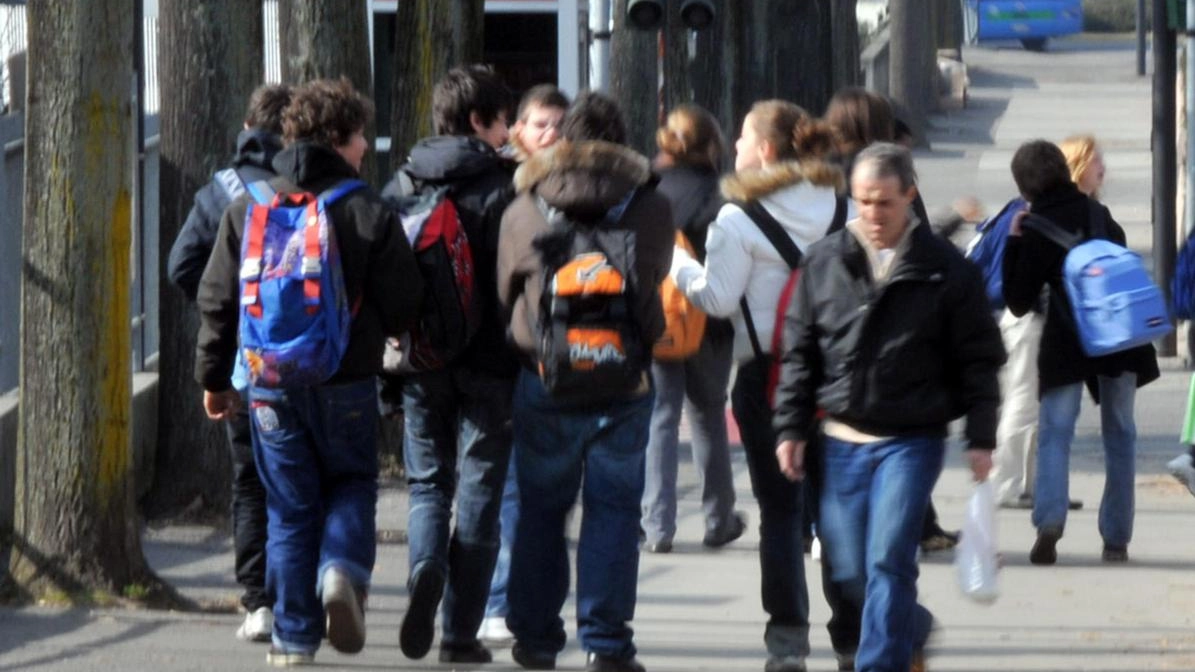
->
[195,141,422,391]
[168,129,283,300]
[384,136,519,377]
[1001,182,1159,395]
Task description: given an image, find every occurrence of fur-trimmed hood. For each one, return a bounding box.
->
[514,140,654,220]
[719,159,845,203]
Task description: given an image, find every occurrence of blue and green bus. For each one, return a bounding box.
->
[964,0,1084,51]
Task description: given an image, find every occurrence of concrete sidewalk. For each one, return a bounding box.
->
[4,33,1195,672]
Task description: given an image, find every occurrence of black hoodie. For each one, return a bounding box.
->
[195,141,422,391]
[384,135,519,377]
[168,129,283,300]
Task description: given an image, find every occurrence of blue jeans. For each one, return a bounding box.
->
[1033,374,1137,546]
[484,456,518,619]
[249,379,379,653]
[731,357,810,658]
[506,369,653,659]
[819,435,942,672]
[402,366,514,646]
[642,330,736,545]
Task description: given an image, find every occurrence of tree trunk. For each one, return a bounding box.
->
[11,0,177,605]
[831,0,861,93]
[770,0,834,115]
[610,0,658,156]
[278,0,376,183]
[456,0,486,65]
[145,0,261,521]
[691,0,741,156]
[390,0,455,171]
[933,0,964,54]
[889,0,935,140]
[662,3,690,118]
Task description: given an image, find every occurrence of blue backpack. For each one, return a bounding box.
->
[1023,205,1172,357]
[238,179,366,387]
[965,197,1025,312]
[1172,231,1195,319]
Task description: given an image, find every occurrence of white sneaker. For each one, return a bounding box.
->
[1167,453,1195,498]
[811,536,822,563]
[322,567,366,654]
[477,615,514,648]
[236,606,273,643]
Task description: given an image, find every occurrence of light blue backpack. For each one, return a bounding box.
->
[1024,204,1172,357]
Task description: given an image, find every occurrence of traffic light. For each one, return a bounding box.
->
[679,0,714,30]
[626,0,715,31]
[626,0,664,30]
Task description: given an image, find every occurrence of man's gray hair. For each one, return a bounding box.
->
[853,142,917,191]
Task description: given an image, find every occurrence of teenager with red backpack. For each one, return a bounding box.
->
[669,100,847,672]
[195,78,421,666]
[382,65,520,665]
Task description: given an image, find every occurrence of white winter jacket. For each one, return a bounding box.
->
[671,160,851,363]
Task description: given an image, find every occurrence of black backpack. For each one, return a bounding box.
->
[533,189,649,404]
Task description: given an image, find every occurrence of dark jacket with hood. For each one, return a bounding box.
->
[497,140,674,366]
[384,136,518,378]
[1001,182,1159,395]
[168,129,283,300]
[773,217,1007,450]
[195,141,422,391]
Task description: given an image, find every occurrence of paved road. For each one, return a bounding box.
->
[4,33,1195,672]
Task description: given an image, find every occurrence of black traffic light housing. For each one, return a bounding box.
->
[626,0,715,31]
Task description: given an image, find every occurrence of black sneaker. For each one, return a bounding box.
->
[512,643,556,670]
[439,641,493,664]
[1029,527,1062,565]
[400,566,445,660]
[919,529,960,553]
[644,539,672,554]
[703,511,747,548]
[586,652,646,672]
[1102,544,1129,563]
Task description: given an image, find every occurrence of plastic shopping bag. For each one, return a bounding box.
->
[955,480,1000,604]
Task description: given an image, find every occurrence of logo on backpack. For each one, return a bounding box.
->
[383,185,480,373]
[238,179,365,387]
[1024,206,1172,357]
[534,191,649,402]
[654,231,707,361]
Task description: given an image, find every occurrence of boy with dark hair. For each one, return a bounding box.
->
[480,83,571,648]
[166,81,292,644]
[383,64,519,665]
[497,91,674,672]
[196,77,421,667]
[1002,139,1158,566]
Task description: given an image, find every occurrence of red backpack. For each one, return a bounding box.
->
[738,196,846,406]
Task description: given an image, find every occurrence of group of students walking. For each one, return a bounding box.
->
[174,61,1158,672]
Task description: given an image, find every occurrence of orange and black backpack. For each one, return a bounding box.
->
[533,188,650,403]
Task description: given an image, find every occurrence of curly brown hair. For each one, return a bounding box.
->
[282,77,374,149]
[244,83,293,136]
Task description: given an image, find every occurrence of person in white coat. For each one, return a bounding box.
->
[670,99,848,672]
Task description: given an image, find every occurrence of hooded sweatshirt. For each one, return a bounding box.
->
[670,160,850,363]
[497,140,674,362]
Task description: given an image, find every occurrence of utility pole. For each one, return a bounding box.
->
[1154,0,1177,356]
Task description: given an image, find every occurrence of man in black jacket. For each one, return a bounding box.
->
[196,78,421,666]
[166,82,290,644]
[382,65,518,665]
[773,143,1005,672]
[1001,139,1159,566]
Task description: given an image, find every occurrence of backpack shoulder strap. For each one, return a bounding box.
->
[828,195,848,234]
[245,180,276,205]
[1022,213,1084,251]
[319,179,368,206]
[739,200,804,269]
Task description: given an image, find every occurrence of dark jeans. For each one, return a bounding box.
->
[249,379,380,653]
[507,369,652,659]
[402,366,514,646]
[227,401,270,612]
[730,357,809,659]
